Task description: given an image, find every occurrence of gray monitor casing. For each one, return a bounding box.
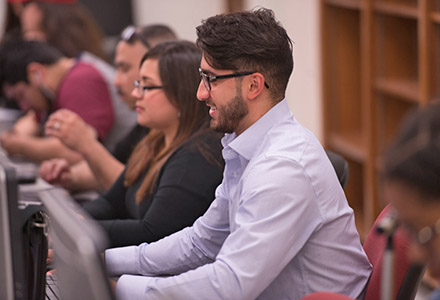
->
[0,163,27,300]
[39,188,115,300]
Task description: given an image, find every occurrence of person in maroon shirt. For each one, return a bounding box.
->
[0,38,114,163]
[39,24,177,192]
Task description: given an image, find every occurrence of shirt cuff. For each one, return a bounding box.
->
[105,245,139,276]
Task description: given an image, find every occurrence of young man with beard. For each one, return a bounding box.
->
[104,8,372,300]
[39,24,177,191]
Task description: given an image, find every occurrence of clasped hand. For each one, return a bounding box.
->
[44,109,98,153]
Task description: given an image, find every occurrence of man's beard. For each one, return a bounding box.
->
[211,93,248,134]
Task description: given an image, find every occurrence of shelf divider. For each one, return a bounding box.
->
[373,2,418,19]
[374,78,419,103]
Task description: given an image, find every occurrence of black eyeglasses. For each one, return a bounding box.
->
[198,68,269,91]
[133,80,163,97]
[120,26,150,49]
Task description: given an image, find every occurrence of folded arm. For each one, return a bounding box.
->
[45,109,124,191]
[1,132,82,163]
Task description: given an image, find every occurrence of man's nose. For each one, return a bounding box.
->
[196,80,209,101]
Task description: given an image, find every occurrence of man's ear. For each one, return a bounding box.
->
[247,72,266,100]
[27,62,45,85]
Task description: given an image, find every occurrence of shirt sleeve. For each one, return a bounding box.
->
[83,170,129,220]
[105,156,323,300]
[105,182,231,276]
[55,64,114,140]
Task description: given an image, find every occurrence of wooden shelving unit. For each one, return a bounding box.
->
[321,0,440,238]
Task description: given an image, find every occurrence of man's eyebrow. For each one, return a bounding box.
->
[114,61,130,67]
[140,75,158,83]
[201,68,216,76]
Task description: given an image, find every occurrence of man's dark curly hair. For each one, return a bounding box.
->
[0,38,62,86]
[196,8,293,101]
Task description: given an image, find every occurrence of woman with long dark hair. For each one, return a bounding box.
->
[83,40,224,248]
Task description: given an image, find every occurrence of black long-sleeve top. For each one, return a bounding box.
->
[112,124,150,164]
[83,130,224,248]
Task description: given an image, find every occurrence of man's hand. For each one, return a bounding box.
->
[46,249,56,275]
[13,110,41,136]
[39,158,74,189]
[0,131,26,156]
[45,109,98,154]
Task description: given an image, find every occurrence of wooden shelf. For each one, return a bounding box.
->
[432,11,440,23]
[374,78,419,103]
[328,133,365,163]
[322,0,437,235]
[324,0,361,10]
[375,94,418,154]
[373,2,417,19]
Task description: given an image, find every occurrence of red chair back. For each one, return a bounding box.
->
[363,204,424,300]
[300,292,354,300]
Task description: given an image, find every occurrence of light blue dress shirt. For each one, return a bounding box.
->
[430,288,440,300]
[105,99,372,300]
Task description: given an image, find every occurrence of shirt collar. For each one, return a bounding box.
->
[221,99,291,160]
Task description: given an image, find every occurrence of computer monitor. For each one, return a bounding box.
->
[39,188,115,300]
[0,162,27,299]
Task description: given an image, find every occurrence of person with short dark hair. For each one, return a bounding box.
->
[105,8,371,300]
[0,39,114,163]
[39,24,177,192]
[383,101,440,299]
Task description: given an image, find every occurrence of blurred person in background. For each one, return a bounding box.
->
[2,0,134,147]
[383,101,440,300]
[77,40,224,248]
[1,0,108,111]
[19,0,108,61]
[0,39,114,163]
[39,24,178,192]
[1,1,23,109]
[3,1,23,39]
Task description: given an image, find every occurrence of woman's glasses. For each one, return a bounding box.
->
[133,80,163,97]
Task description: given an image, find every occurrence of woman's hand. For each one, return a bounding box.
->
[45,109,98,154]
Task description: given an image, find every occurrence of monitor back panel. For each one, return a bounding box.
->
[0,163,27,300]
[39,188,115,300]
